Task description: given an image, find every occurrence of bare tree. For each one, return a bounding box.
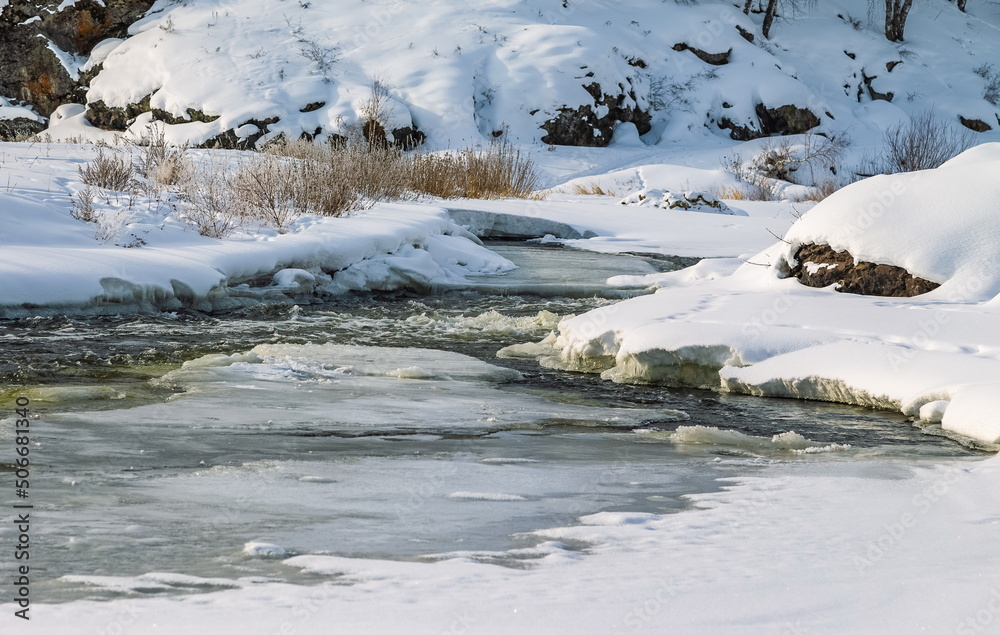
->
[883,0,913,41]
[761,0,780,38]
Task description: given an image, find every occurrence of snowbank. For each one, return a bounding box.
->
[0,143,512,315]
[522,144,1000,445]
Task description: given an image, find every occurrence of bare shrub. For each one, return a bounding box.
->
[975,64,1000,107]
[177,161,245,238]
[878,111,975,173]
[79,150,137,192]
[135,126,190,188]
[752,132,851,184]
[231,155,302,232]
[751,141,798,182]
[359,77,394,147]
[267,137,537,205]
[70,186,98,222]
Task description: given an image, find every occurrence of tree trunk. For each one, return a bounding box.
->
[762,0,779,38]
[743,0,754,15]
[884,0,914,41]
[957,0,967,12]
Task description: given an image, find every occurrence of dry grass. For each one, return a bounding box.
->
[792,179,838,202]
[71,136,540,238]
[569,182,614,196]
[407,142,538,199]
[712,179,781,202]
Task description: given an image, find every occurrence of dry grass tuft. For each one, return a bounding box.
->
[569,182,614,196]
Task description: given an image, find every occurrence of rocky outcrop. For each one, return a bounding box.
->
[717,103,820,140]
[541,81,651,147]
[754,104,821,135]
[0,0,154,119]
[200,117,280,150]
[672,42,732,66]
[0,117,46,140]
[862,71,893,102]
[789,243,940,297]
[959,116,992,132]
[86,96,151,130]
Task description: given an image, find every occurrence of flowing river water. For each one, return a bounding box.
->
[0,243,982,605]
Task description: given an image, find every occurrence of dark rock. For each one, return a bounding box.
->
[541,81,651,147]
[735,25,754,43]
[862,71,893,102]
[789,243,940,297]
[0,116,46,140]
[754,103,821,135]
[886,60,902,72]
[151,107,220,125]
[390,126,426,150]
[360,119,425,150]
[86,95,151,130]
[299,101,326,113]
[844,51,856,59]
[299,126,323,142]
[718,116,761,141]
[672,42,731,66]
[959,116,992,132]
[718,103,819,140]
[200,116,280,150]
[0,0,155,118]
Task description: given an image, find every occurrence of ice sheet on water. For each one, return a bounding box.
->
[445,492,528,501]
[148,344,684,434]
[243,542,288,558]
[632,425,852,455]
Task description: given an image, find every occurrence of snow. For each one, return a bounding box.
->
[0,143,513,315]
[0,96,42,123]
[25,0,1000,152]
[523,143,1000,446]
[6,454,1000,634]
[2,0,1000,627]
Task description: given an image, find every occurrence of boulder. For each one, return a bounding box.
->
[718,103,820,140]
[0,116,46,141]
[959,116,992,132]
[0,0,154,118]
[789,243,940,297]
[541,81,651,147]
[672,42,732,66]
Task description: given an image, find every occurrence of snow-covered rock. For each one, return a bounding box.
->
[620,188,740,215]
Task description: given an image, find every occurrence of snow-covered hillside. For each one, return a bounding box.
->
[1,0,997,149]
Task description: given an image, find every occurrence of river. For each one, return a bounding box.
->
[0,242,981,606]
